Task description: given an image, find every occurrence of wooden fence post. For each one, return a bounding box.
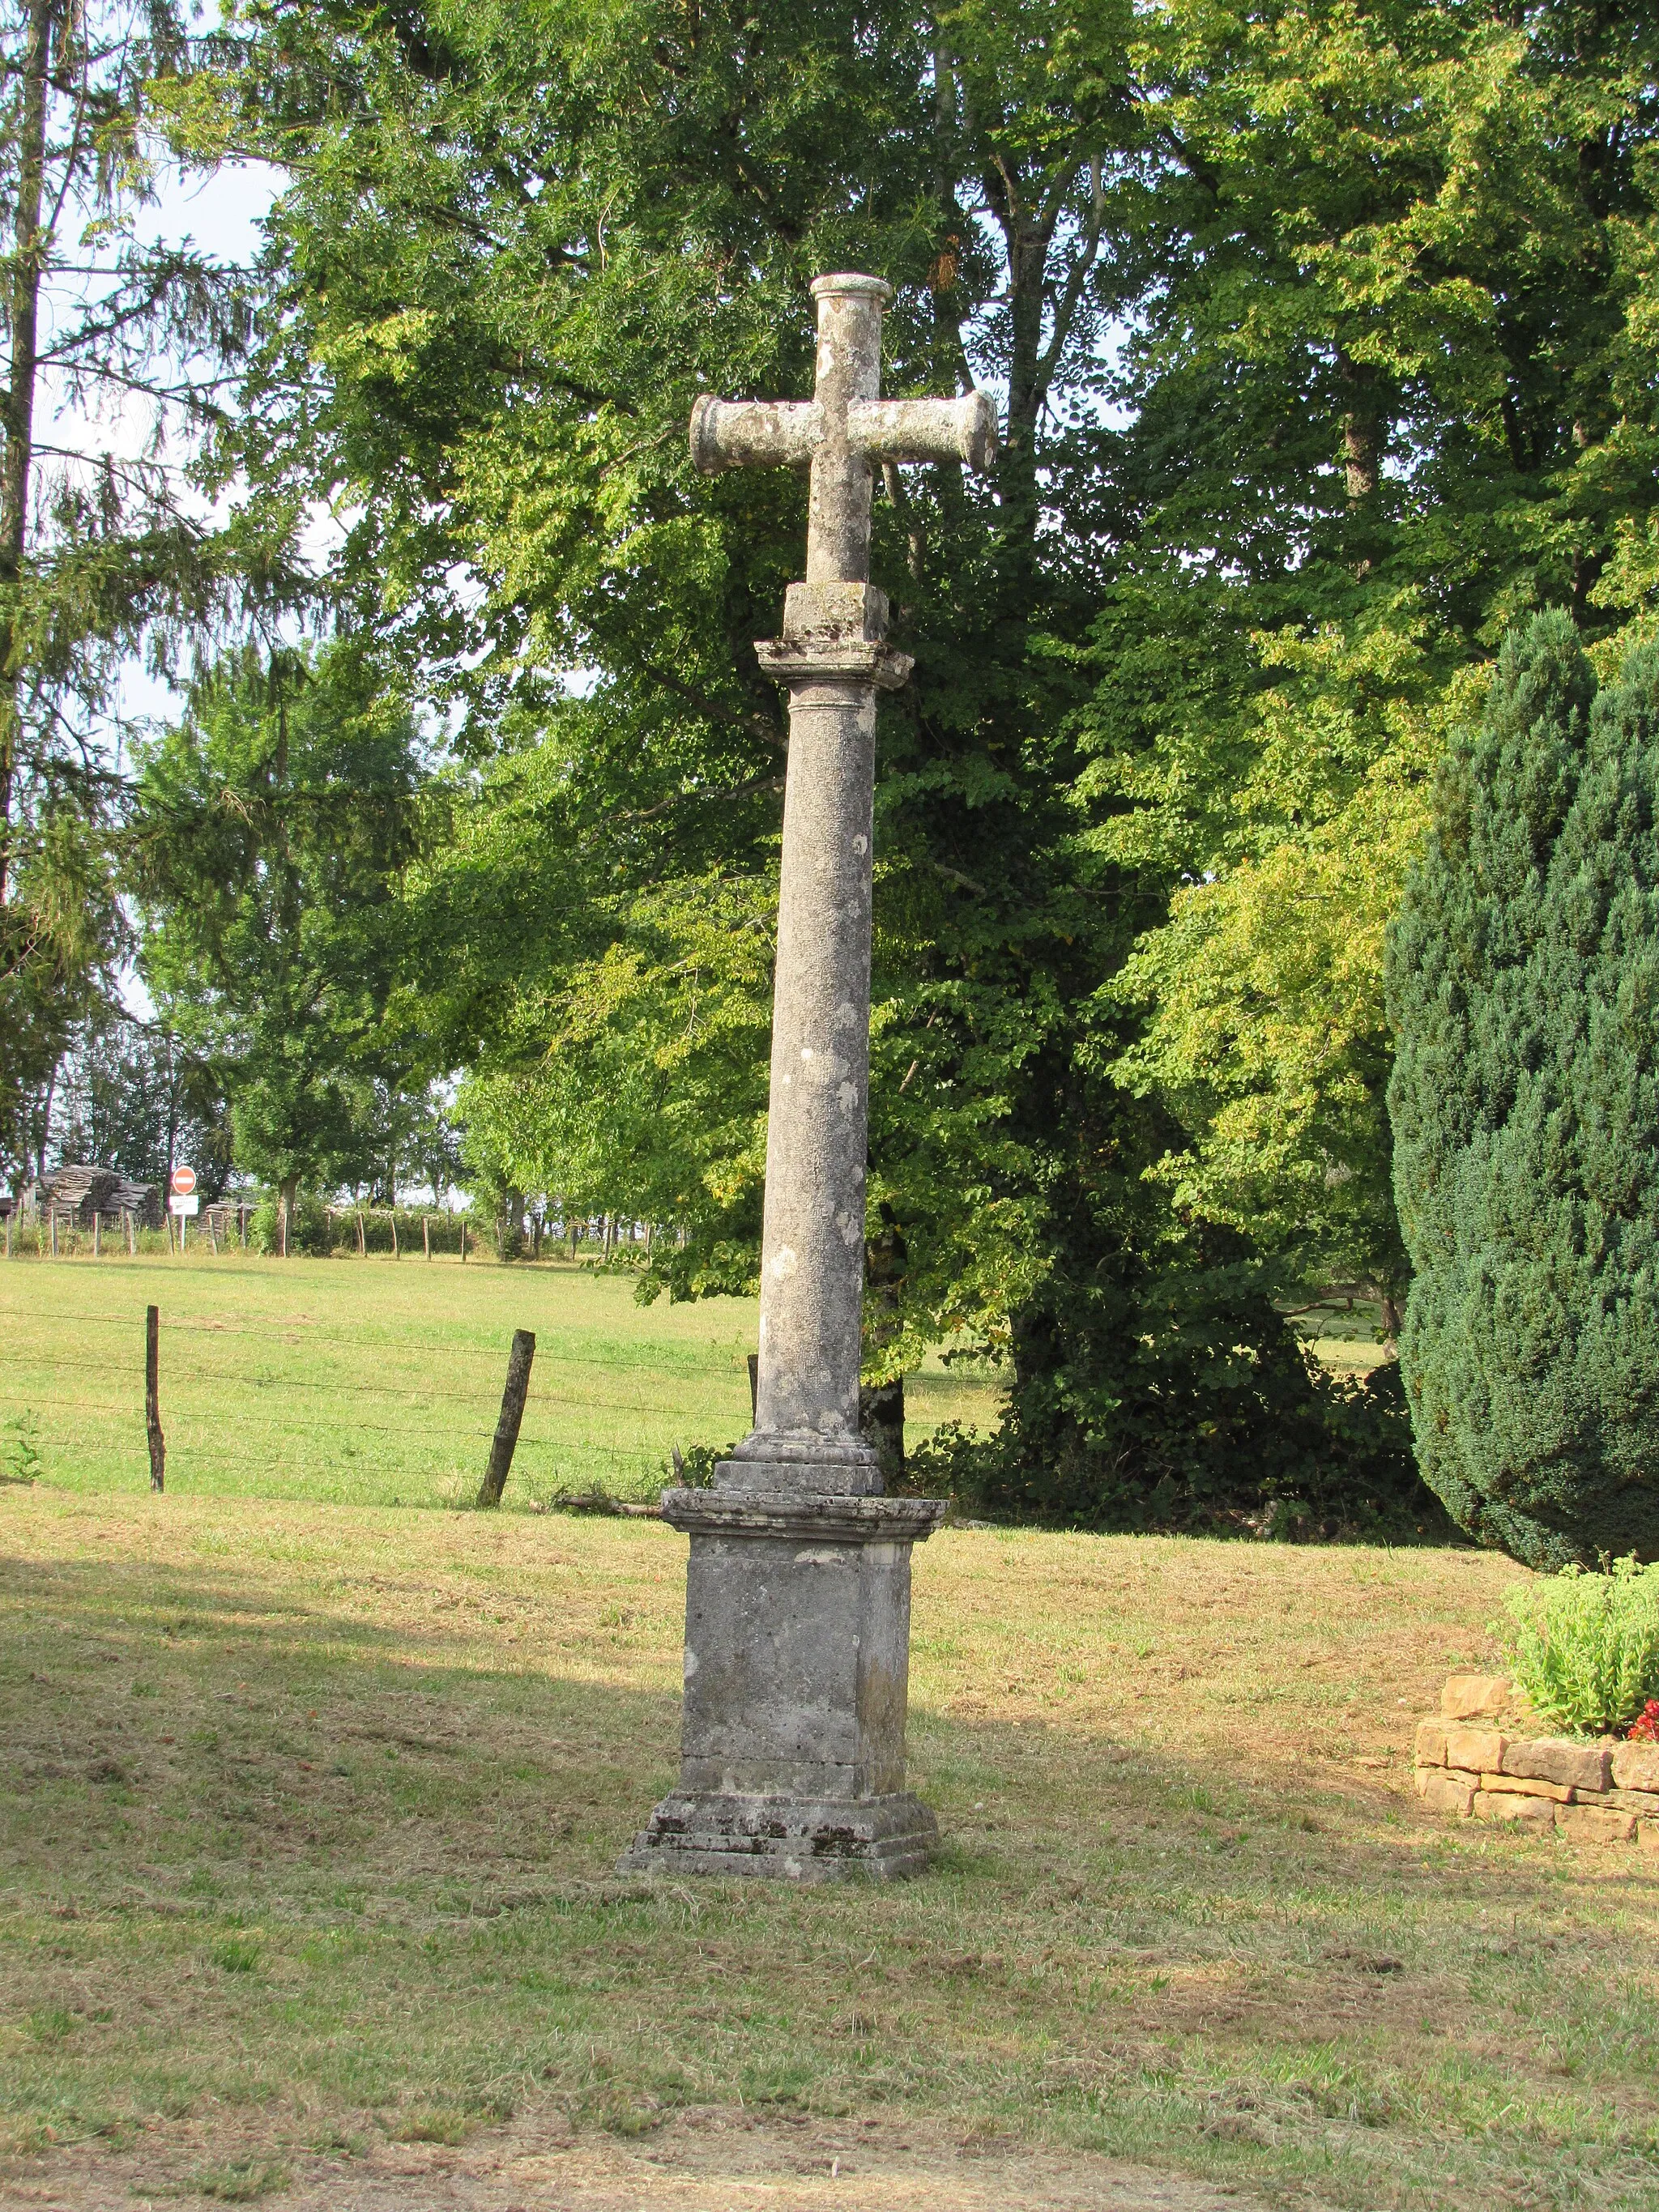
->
[93,1212,101,1259]
[3,1211,11,1259]
[207,1211,219,1256]
[356,1208,366,1257]
[476,1330,536,1508]
[460,1219,467,1263]
[423,1215,431,1261]
[146,1306,165,1492]
[126,1210,135,1257]
[390,1212,399,1259]
[49,1208,58,1259]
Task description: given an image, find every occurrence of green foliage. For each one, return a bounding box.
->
[0,3,284,1175]
[51,1015,232,1197]
[128,645,428,1209]
[249,1191,331,1257]
[211,0,1124,1387]
[1495,1560,1659,1738]
[1103,618,1481,1304]
[2,1410,42,1486]
[248,1194,474,1256]
[1079,0,1659,1298]
[1388,613,1659,1567]
[668,1443,728,1491]
[171,0,1659,1530]
[914,1258,1445,1541]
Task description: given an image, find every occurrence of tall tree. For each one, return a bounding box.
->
[192,0,1427,1519]
[128,643,427,1238]
[1081,0,1659,1309]
[51,1008,231,1192]
[203,2,1141,1348]
[0,0,273,1186]
[1388,612,1659,1569]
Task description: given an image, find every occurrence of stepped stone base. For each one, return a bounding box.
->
[619,1481,948,1885]
[620,1789,940,1882]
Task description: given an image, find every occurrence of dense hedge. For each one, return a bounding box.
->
[909,1228,1451,1541]
[1387,612,1659,1568]
[249,1196,480,1257]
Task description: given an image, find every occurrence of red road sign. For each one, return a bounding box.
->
[170,1166,197,1196]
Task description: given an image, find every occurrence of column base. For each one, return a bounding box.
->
[620,1788,939,1882]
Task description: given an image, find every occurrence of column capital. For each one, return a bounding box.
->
[755,637,913,689]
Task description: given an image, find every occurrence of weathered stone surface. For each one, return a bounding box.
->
[1604,1787,1659,1815]
[626,276,996,1881]
[1558,1804,1638,1845]
[622,1490,948,1876]
[662,1491,944,1800]
[621,1789,940,1882]
[1611,1741,1659,1792]
[1481,1771,1572,1802]
[1640,1819,1659,1854]
[1501,1737,1612,1792]
[1442,1674,1509,1720]
[1473,1788,1555,1827]
[1416,1771,1475,1817]
[1415,1719,1448,1767]
[1445,1725,1507,1773]
[705,274,992,1493]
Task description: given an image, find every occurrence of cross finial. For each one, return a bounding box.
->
[691,273,996,664]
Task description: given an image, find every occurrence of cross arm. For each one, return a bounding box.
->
[690,395,821,474]
[848,392,997,473]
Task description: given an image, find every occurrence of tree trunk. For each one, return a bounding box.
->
[278,1172,298,1258]
[859,1375,906,1488]
[1337,352,1382,504]
[859,1211,909,1487]
[498,1187,525,1260]
[0,0,50,911]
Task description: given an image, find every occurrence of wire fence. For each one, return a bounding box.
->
[2,1296,753,1502]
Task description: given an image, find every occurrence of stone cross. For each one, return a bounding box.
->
[623,275,996,1882]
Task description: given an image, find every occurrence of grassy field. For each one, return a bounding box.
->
[0,1251,1001,1507]
[2,1259,1656,2210]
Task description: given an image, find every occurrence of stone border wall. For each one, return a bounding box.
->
[1416,1677,1659,1848]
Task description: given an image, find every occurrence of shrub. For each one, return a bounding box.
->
[1387,612,1659,1566]
[1495,1558,1659,1737]
[911,1335,1453,1542]
[250,1191,332,1256]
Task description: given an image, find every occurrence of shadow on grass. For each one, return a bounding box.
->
[3,1533,1658,2210]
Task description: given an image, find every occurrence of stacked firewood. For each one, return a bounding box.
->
[21,1166,162,1229]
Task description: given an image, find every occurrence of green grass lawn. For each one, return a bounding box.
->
[1,1490,1655,2210]
[2,1255,1656,2210]
[1,1250,1001,1508]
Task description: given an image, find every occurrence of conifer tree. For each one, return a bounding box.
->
[1388,612,1659,1567]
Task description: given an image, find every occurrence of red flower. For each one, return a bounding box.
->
[1628,1700,1659,1743]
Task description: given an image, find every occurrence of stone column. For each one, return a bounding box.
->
[723,603,909,1491]
[621,274,949,1884]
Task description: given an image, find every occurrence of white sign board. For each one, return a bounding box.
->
[169,1196,200,1217]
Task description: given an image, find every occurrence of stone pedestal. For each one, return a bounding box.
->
[621,1489,946,1881]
